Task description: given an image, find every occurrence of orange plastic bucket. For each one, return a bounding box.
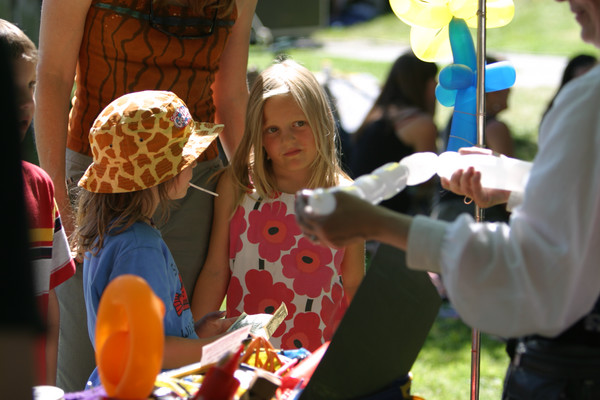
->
[95,274,165,399]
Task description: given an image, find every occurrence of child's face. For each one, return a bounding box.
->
[168,160,197,200]
[262,94,317,177]
[13,57,36,141]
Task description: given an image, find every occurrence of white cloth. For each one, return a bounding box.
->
[407,64,600,339]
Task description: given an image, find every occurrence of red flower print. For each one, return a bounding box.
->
[243,270,297,335]
[229,206,247,259]
[282,237,334,297]
[247,201,300,262]
[280,312,323,352]
[226,276,243,316]
[320,282,348,341]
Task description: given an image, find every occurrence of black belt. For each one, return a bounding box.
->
[514,339,600,380]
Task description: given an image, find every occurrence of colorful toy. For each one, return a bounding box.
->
[95,274,165,399]
[435,17,516,151]
[389,0,515,62]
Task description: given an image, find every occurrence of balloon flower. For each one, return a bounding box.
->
[435,17,516,151]
[389,0,515,62]
[95,274,166,399]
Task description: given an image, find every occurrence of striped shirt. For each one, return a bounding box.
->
[22,161,76,383]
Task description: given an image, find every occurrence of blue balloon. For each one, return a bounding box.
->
[436,17,516,152]
[485,61,517,91]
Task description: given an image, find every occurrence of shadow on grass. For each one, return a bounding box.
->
[410,308,510,399]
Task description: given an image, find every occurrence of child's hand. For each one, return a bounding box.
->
[194,311,236,338]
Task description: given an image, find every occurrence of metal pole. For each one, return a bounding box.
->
[471,0,487,399]
[476,0,487,149]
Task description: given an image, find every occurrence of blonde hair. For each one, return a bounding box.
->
[229,58,349,212]
[0,19,37,63]
[73,182,173,257]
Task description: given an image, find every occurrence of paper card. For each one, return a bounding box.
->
[200,324,251,366]
[226,303,288,339]
[163,325,251,378]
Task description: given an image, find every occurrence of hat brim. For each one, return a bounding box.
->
[178,121,223,174]
[78,122,223,193]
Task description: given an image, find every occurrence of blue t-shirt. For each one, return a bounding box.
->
[83,222,198,387]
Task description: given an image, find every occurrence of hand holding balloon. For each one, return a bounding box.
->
[437,150,531,192]
[304,152,438,215]
[301,151,531,216]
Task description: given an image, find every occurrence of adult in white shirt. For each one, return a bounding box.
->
[295,0,600,397]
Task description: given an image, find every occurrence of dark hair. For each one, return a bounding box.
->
[354,52,437,139]
[543,54,597,121]
[559,54,597,87]
[376,52,437,111]
[0,19,37,63]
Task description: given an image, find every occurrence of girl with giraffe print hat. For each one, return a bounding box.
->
[191,59,365,352]
[74,90,236,388]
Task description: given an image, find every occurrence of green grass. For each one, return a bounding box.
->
[309,0,599,57]
[410,310,509,400]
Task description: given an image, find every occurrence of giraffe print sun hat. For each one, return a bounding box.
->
[78,90,223,193]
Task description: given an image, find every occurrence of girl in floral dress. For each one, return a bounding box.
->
[192,59,365,351]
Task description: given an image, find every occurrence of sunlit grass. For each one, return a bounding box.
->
[410,311,509,400]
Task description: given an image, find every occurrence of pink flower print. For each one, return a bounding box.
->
[226,276,243,316]
[229,206,247,259]
[333,247,345,275]
[247,201,300,262]
[282,237,334,297]
[243,270,297,336]
[280,312,323,351]
[320,282,348,341]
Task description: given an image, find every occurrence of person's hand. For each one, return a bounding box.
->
[441,147,511,208]
[295,190,381,248]
[194,311,236,338]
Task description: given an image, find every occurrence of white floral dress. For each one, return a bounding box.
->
[226,190,348,351]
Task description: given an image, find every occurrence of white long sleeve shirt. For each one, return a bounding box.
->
[407,64,600,339]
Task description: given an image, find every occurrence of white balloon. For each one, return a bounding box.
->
[372,162,409,197]
[305,188,337,216]
[302,151,532,215]
[399,152,438,186]
[437,151,531,192]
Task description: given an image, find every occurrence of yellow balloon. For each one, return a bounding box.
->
[410,26,452,62]
[390,0,452,29]
[488,0,515,27]
[391,0,514,29]
[389,0,515,62]
[449,0,478,20]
